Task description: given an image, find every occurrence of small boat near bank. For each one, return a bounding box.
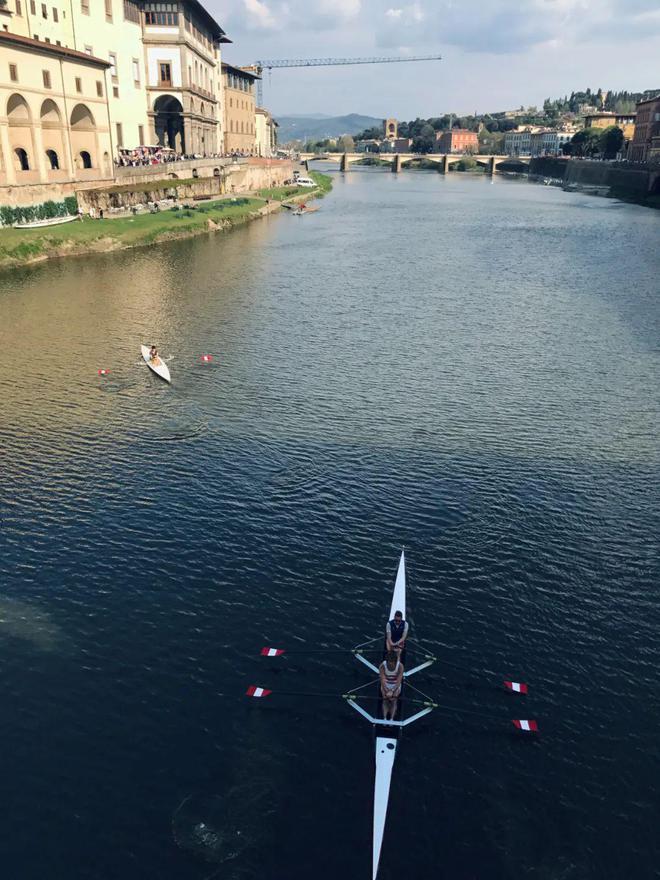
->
[141,344,171,383]
[12,214,78,229]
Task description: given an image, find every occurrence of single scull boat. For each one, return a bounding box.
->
[141,344,171,383]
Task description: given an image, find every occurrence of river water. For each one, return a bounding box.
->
[1,169,659,880]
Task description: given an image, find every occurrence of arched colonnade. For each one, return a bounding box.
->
[0,92,112,186]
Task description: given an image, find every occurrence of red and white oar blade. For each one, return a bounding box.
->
[246,685,272,698]
[504,680,528,694]
[260,647,285,657]
[513,719,539,732]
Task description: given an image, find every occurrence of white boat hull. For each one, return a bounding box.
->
[373,735,398,880]
[373,550,406,880]
[141,344,171,383]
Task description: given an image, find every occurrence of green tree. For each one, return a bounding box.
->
[568,128,601,157]
[599,125,624,159]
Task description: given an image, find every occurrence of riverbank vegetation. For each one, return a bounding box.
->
[0,172,333,270]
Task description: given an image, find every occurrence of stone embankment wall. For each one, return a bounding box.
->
[530,156,652,196]
[77,158,294,213]
[0,158,294,211]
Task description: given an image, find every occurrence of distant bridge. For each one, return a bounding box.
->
[300,152,530,174]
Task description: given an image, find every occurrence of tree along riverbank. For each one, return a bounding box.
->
[0,172,332,271]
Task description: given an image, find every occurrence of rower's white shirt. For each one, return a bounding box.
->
[380,659,402,682]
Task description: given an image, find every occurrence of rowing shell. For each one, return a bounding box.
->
[141,344,171,383]
[346,551,436,879]
[373,550,407,879]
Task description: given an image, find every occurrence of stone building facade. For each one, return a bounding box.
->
[255,107,275,157]
[222,63,257,154]
[629,95,660,163]
[0,31,113,190]
[0,0,231,200]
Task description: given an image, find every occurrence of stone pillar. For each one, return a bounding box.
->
[440,154,448,174]
[32,125,49,182]
[392,154,402,173]
[340,153,348,172]
[487,156,495,175]
[0,126,16,185]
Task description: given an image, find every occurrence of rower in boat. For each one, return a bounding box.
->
[386,610,408,656]
[149,345,162,366]
[379,650,404,721]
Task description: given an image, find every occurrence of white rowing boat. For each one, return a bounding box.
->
[141,344,171,383]
[347,551,436,879]
[251,552,537,877]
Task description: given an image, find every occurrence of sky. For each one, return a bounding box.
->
[210,0,660,118]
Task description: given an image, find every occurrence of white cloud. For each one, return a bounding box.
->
[243,0,278,30]
[317,0,361,18]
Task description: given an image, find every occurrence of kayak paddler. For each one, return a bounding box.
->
[386,610,408,656]
[149,345,162,366]
[379,650,404,721]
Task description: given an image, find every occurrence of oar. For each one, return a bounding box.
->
[247,685,381,700]
[260,646,381,656]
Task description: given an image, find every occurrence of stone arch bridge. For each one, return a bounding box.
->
[301,152,530,174]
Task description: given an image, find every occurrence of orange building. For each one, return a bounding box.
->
[436,129,478,154]
[222,63,258,154]
[583,112,636,142]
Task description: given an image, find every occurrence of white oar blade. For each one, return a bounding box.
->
[373,737,397,879]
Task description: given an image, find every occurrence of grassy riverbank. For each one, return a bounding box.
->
[0,172,333,269]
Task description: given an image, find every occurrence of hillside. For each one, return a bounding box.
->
[277,113,383,144]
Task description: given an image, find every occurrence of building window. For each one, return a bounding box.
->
[79,150,92,168]
[84,44,93,55]
[33,33,38,39]
[53,6,58,19]
[132,58,140,84]
[144,2,178,25]
[105,0,112,18]
[138,124,144,144]
[30,0,35,11]
[158,61,172,87]
[108,52,117,80]
[116,123,123,147]
[46,149,59,169]
[42,69,51,88]
[75,76,82,92]
[44,36,50,41]
[9,63,18,82]
[15,0,22,14]
[15,148,30,171]
[96,80,103,96]
[41,2,47,16]
[80,0,88,13]
[112,86,119,98]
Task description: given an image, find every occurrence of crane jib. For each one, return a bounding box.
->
[251,55,442,103]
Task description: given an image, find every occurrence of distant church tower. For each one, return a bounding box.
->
[384,118,398,140]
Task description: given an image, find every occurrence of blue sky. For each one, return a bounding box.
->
[211,0,660,117]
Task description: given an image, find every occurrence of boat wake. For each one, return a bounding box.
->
[172,782,274,869]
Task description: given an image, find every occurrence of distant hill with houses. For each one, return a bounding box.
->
[277,114,383,144]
